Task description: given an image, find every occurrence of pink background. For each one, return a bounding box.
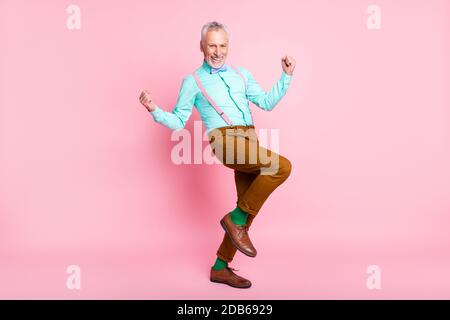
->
[1,0,450,299]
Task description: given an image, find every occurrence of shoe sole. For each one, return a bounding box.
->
[210,278,252,289]
[220,218,257,258]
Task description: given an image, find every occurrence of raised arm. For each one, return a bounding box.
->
[139,75,197,131]
[239,55,296,111]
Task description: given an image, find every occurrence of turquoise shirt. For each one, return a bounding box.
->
[150,60,293,132]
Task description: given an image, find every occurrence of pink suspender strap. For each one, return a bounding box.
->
[192,65,248,126]
[228,65,247,90]
[192,71,233,126]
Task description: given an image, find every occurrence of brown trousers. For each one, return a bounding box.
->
[207,125,292,262]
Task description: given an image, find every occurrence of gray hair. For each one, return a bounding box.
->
[200,21,229,44]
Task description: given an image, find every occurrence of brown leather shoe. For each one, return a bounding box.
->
[210,267,252,289]
[220,213,257,257]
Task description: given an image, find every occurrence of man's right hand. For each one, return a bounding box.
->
[139,90,156,112]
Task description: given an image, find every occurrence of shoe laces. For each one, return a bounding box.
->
[236,224,249,237]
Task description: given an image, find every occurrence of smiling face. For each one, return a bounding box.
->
[200,28,229,68]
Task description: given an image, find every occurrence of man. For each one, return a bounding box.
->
[139,21,296,289]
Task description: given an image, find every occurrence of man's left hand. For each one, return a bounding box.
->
[281,55,296,76]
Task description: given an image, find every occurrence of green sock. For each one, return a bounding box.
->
[212,257,228,271]
[230,206,248,226]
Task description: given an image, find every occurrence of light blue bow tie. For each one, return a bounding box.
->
[210,64,227,74]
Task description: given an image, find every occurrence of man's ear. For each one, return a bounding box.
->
[199,40,203,52]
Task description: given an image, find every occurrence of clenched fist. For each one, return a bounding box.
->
[281,55,296,76]
[139,90,156,112]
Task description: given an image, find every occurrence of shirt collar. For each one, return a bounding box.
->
[202,59,228,74]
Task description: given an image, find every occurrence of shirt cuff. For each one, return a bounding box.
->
[281,71,293,87]
[282,70,293,79]
[150,105,164,122]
